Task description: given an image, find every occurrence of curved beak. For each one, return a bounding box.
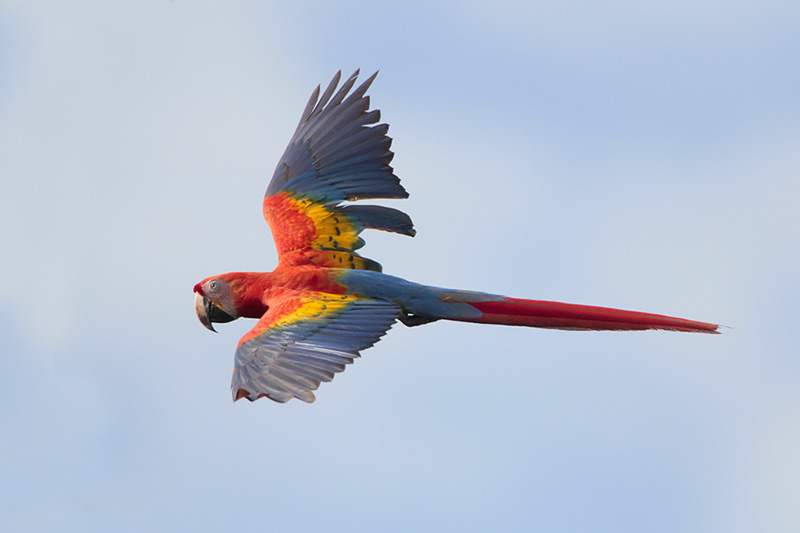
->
[194,293,236,332]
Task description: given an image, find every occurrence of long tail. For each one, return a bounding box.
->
[450,296,719,334]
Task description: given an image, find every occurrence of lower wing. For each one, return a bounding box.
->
[232,292,401,403]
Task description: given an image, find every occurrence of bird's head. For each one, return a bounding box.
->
[193,276,239,332]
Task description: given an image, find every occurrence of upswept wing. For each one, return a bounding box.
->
[263,70,415,272]
[232,291,401,403]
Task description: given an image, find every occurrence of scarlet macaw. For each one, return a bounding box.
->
[194,70,718,404]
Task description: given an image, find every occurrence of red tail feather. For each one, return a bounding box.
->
[465,298,719,334]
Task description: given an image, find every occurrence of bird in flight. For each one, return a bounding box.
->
[194,70,719,404]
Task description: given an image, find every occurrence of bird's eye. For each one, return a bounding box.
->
[209,280,219,292]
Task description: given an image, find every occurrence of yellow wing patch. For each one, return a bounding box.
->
[273,293,358,329]
[264,192,382,271]
[292,197,362,250]
[238,292,360,347]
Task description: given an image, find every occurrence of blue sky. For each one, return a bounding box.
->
[1,1,798,531]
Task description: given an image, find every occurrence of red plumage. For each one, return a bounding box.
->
[466,298,719,333]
